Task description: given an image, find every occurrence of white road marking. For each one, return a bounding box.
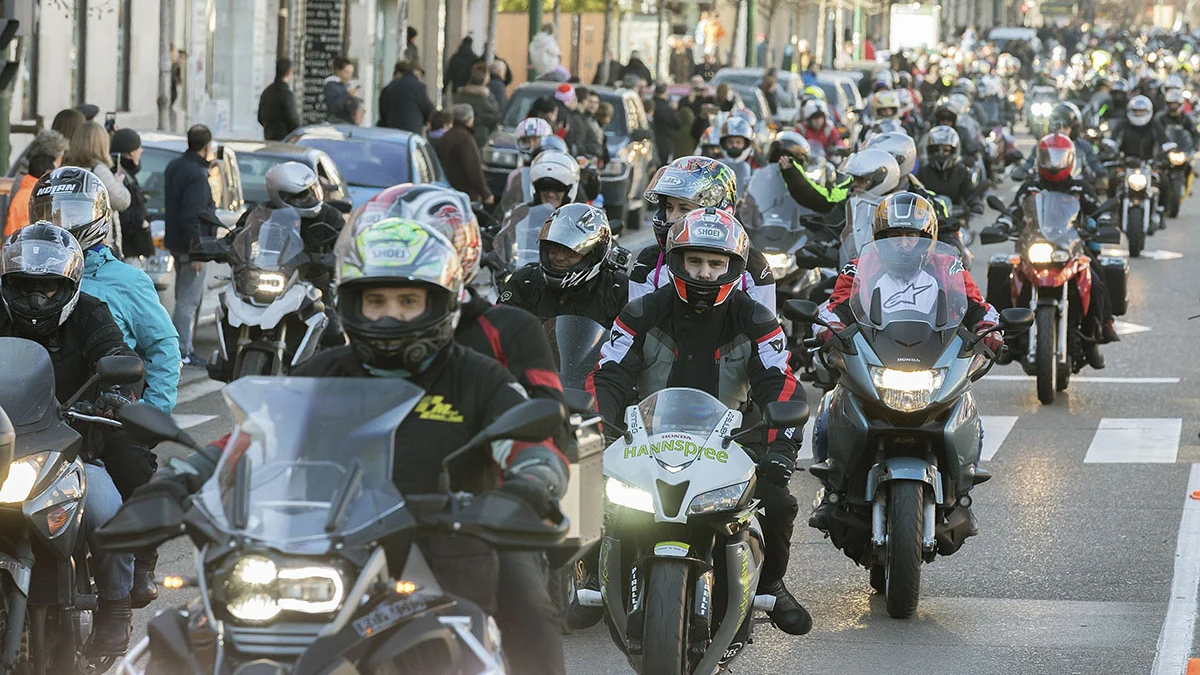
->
[175,379,224,406]
[172,414,219,430]
[796,417,816,461]
[1150,463,1200,675]
[1113,319,1153,336]
[1083,418,1182,464]
[987,375,1179,384]
[980,416,1018,461]
[1140,250,1185,260]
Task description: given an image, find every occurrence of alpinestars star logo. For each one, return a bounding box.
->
[883,282,934,310]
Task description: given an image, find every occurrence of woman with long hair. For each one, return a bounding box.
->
[64,121,132,252]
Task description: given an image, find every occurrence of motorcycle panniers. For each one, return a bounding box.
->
[986,254,1016,311]
[1097,255,1128,316]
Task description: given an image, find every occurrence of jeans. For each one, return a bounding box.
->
[171,254,206,355]
[83,463,134,600]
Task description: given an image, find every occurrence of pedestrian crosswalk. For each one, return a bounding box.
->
[982,415,1185,464]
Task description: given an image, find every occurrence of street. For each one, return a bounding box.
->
[133,177,1200,675]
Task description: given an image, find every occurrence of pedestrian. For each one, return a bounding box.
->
[330,96,365,126]
[488,60,509,117]
[619,50,653,85]
[163,125,219,367]
[324,56,358,120]
[109,128,155,260]
[52,108,86,144]
[529,23,562,80]
[529,96,562,136]
[428,109,452,140]
[5,152,58,237]
[567,86,605,160]
[257,57,301,141]
[652,82,682,165]
[715,83,740,111]
[596,102,614,134]
[553,83,577,142]
[672,98,696,160]
[76,103,100,122]
[694,52,719,81]
[379,60,435,133]
[761,69,780,115]
[453,62,500,147]
[9,127,68,191]
[593,50,622,86]
[668,37,691,84]
[447,37,479,93]
[431,104,494,206]
[64,121,132,252]
[405,26,420,65]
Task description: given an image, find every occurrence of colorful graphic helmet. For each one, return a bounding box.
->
[352,184,482,284]
[664,207,749,312]
[644,156,737,246]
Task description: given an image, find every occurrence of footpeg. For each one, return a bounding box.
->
[808,461,831,480]
[752,594,777,611]
[576,589,603,607]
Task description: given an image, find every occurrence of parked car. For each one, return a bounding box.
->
[218,140,351,210]
[711,68,803,124]
[816,72,865,138]
[481,82,654,228]
[283,124,448,205]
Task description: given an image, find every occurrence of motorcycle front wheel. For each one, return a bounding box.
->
[1127,205,1146,257]
[1170,177,1184,218]
[234,350,273,380]
[1035,305,1058,404]
[884,482,924,619]
[640,560,691,675]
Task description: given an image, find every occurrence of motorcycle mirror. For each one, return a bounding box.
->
[782,299,821,325]
[986,195,1009,213]
[188,236,230,263]
[1010,166,1029,182]
[94,491,186,552]
[763,400,810,429]
[119,403,203,450]
[438,399,567,492]
[998,307,1035,333]
[96,355,145,386]
[979,226,1010,245]
[563,389,597,416]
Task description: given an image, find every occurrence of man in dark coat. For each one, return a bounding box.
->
[431,105,494,205]
[447,37,480,93]
[257,58,301,141]
[651,82,682,165]
[619,50,653,85]
[379,60,435,133]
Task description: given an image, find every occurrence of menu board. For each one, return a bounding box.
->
[302,0,347,124]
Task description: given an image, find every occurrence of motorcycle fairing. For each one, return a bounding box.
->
[223,282,313,331]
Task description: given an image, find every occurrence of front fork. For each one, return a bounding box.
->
[1024,285,1069,365]
[1,532,33,669]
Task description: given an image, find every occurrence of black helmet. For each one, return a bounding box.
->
[538,204,612,290]
[767,130,812,164]
[1049,102,1082,139]
[1,223,85,338]
[28,167,112,251]
[933,102,958,127]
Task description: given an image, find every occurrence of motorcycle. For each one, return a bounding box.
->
[981,192,1123,404]
[1027,85,1059,138]
[102,377,569,674]
[485,202,556,293]
[191,206,329,381]
[1115,157,1160,257]
[1162,134,1194,218]
[783,242,1033,618]
[598,388,807,674]
[0,337,144,675]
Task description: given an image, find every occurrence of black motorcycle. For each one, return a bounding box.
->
[1162,131,1194,218]
[100,377,569,674]
[0,337,144,675]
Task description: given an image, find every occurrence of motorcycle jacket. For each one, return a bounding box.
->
[500,263,629,328]
[801,124,845,155]
[780,159,950,220]
[1154,111,1200,151]
[1112,119,1167,161]
[628,243,776,310]
[585,285,805,458]
[456,288,565,404]
[913,163,982,231]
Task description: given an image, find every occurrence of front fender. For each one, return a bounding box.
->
[865,457,943,504]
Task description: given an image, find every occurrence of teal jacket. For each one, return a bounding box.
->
[81,248,181,413]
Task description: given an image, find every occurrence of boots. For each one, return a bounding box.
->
[808,492,835,530]
[759,579,813,636]
[1101,320,1121,344]
[1085,342,1106,370]
[130,549,158,609]
[88,595,131,656]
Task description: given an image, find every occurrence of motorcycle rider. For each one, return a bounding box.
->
[719,114,763,169]
[630,156,776,309]
[1003,133,1119,368]
[914,126,985,239]
[28,168,180,609]
[0,223,142,655]
[1100,79,1132,123]
[501,119,560,213]
[1017,102,1107,189]
[1113,94,1166,161]
[797,99,846,156]
[1154,88,1200,151]
[807,192,1000,532]
[586,207,813,637]
[501,203,629,327]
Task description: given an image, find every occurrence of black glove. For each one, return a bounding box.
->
[498,476,561,523]
[130,469,204,505]
[757,446,797,487]
[95,386,136,420]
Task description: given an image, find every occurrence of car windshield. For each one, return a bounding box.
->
[850,239,968,329]
[292,137,410,188]
[636,388,729,437]
[501,89,628,136]
[236,154,305,205]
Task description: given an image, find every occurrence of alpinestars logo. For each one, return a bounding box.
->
[883,282,934,310]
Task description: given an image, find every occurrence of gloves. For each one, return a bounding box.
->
[816,322,845,345]
[974,321,1004,354]
[499,476,561,523]
[95,386,136,420]
[995,215,1013,233]
[757,447,796,487]
[129,470,204,505]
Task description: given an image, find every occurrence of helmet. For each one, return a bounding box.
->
[873,70,897,91]
[530,150,581,204]
[1049,102,1082,137]
[947,93,972,117]
[871,192,938,278]
[1166,88,1185,112]
[354,184,482,283]
[801,99,829,124]
[870,90,901,119]
[1036,133,1076,183]
[265,162,323,219]
[933,102,958,127]
[334,217,463,372]
[729,105,758,128]
[843,149,901,197]
[767,131,811,164]
[1165,74,1185,91]
[644,156,737,245]
[719,116,755,163]
[699,126,722,158]
[28,167,112,251]
[864,132,917,175]
[952,77,977,101]
[516,117,554,157]
[803,85,826,101]
[538,203,612,290]
[536,135,569,159]
[1,223,85,338]
[925,125,961,171]
[664,207,749,312]
[896,71,913,89]
[1127,95,1154,127]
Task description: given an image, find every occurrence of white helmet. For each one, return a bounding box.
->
[865,132,917,176]
[529,150,580,203]
[265,161,323,219]
[843,149,901,197]
[516,117,554,157]
[719,116,755,163]
[801,99,829,123]
[870,90,902,120]
[1127,95,1154,127]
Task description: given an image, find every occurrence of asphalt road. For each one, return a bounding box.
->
[130,166,1200,675]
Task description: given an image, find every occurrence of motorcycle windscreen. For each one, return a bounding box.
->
[231,205,308,275]
[0,337,57,427]
[739,165,811,253]
[849,239,968,330]
[196,377,424,554]
[636,388,729,437]
[839,194,882,267]
[493,203,555,271]
[1021,190,1082,250]
[543,315,607,390]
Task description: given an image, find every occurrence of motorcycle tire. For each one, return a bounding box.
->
[234,350,273,380]
[1127,206,1145,258]
[884,481,924,619]
[640,560,691,675]
[1035,305,1057,405]
[1056,332,1071,393]
[1169,182,1183,218]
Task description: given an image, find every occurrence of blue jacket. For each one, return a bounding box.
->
[82,247,181,413]
[163,150,216,254]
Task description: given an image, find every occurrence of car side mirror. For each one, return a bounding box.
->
[764,400,809,428]
[999,307,1035,333]
[979,226,1010,245]
[96,355,145,386]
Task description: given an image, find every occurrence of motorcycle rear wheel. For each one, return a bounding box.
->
[1035,305,1057,404]
[885,482,924,619]
[1127,206,1145,258]
[640,560,691,675]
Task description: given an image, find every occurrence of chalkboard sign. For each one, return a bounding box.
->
[302,0,347,124]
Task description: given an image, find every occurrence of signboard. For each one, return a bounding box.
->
[889,5,941,52]
[302,0,347,124]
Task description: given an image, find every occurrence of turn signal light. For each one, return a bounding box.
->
[395,581,418,595]
[161,576,186,589]
[46,506,70,536]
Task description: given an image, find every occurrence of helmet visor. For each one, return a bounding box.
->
[29,194,104,230]
[0,238,85,282]
[1037,145,1074,172]
[517,136,541,153]
[280,186,321,210]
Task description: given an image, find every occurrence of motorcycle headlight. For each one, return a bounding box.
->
[1100,121,1110,133]
[484,148,520,169]
[236,269,288,303]
[223,555,345,624]
[1169,150,1187,166]
[870,367,945,412]
[763,252,794,279]
[686,481,750,516]
[1026,241,1069,264]
[0,453,51,504]
[605,477,654,513]
[1127,172,1149,191]
[1032,102,1052,116]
